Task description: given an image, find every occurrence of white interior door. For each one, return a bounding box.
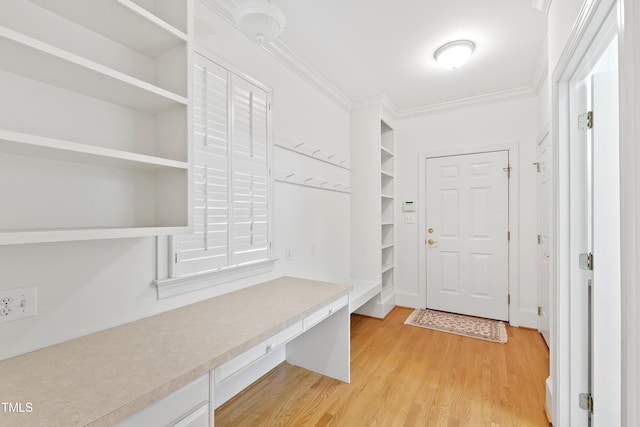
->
[537,133,551,346]
[425,151,509,321]
[590,70,620,426]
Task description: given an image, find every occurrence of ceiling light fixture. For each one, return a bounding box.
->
[233,0,286,45]
[434,40,475,70]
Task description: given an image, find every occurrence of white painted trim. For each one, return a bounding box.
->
[619,1,640,425]
[546,376,554,422]
[398,87,536,119]
[154,258,277,299]
[418,142,520,325]
[198,0,353,112]
[531,0,552,14]
[551,1,620,425]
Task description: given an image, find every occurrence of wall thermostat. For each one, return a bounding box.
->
[403,201,415,212]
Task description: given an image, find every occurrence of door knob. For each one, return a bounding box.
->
[428,239,438,245]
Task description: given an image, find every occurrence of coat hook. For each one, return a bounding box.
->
[312,149,321,156]
[295,142,304,149]
[285,173,295,179]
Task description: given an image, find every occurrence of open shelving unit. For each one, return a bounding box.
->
[380,121,395,298]
[0,0,192,245]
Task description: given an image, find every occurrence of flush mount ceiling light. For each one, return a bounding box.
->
[434,40,475,70]
[233,0,286,44]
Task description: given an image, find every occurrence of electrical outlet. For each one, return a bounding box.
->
[0,287,37,324]
[285,248,293,261]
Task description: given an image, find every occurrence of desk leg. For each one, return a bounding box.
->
[285,306,350,383]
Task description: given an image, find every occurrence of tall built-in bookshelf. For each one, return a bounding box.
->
[0,0,192,245]
[380,121,395,299]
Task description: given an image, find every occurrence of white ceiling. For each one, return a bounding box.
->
[266,0,548,112]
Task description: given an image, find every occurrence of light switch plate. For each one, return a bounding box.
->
[404,214,415,224]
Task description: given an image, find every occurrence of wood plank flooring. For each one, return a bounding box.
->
[215,307,550,426]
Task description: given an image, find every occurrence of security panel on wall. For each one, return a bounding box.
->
[403,201,415,223]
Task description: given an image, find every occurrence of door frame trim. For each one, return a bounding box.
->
[551,0,620,425]
[418,142,520,325]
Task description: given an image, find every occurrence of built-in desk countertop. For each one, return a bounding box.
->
[0,276,351,426]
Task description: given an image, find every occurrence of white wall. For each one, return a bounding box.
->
[394,96,540,327]
[0,0,351,361]
[548,0,586,73]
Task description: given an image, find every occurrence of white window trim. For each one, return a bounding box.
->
[154,47,276,299]
[154,255,276,299]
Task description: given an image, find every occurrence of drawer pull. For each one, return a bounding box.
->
[266,343,275,352]
[328,308,334,315]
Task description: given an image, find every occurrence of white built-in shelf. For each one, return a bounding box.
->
[381,170,394,179]
[28,0,188,57]
[381,243,394,250]
[0,27,187,114]
[382,264,394,274]
[381,193,394,199]
[0,226,189,246]
[0,130,188,171]
[381,146,394,158]
[381,222,394,226]
[348,279,382,313]
[0,0,191,245]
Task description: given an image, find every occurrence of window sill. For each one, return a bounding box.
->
[154,258,277,299]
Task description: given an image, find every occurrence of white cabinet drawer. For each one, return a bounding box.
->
[214,321,303,384]
[173,401,209,427]
[303,294,348,331]
[115,373,209,427]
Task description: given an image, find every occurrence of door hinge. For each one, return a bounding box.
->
[508,294,511,305]
[578,111,593,130]
[538,306,542,316]
[579,392,594,413]
[508,231,511,241]
[533,162,541,173]
[537,234,542,244]
[579,252,594,271]
[174,252,178,263]
[503,165,512,178]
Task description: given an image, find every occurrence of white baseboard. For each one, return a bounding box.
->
[546,376,553,424]
[518,308,539,329]
[394,291,420,308]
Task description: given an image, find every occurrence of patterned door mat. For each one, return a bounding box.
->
[404,308,508,343]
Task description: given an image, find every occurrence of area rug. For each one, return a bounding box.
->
[404,308,508,343]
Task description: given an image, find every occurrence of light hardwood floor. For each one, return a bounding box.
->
[216,306,550,426]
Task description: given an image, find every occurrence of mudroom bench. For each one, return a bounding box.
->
[0,277,351,426]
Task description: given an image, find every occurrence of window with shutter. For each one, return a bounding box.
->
[169,52,273,280]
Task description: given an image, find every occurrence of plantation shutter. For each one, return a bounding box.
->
[174,54,229,276]
[230,76,270,265]
[172,54,272,279]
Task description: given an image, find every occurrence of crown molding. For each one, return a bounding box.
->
[397,86,537,119]
[532,35,549,95]
[261,41,353,111]
[531,0,552,14]
[352,95,400,116]
[199,0,352,112]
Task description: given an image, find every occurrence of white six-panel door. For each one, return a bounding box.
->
[425,151,509,321]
